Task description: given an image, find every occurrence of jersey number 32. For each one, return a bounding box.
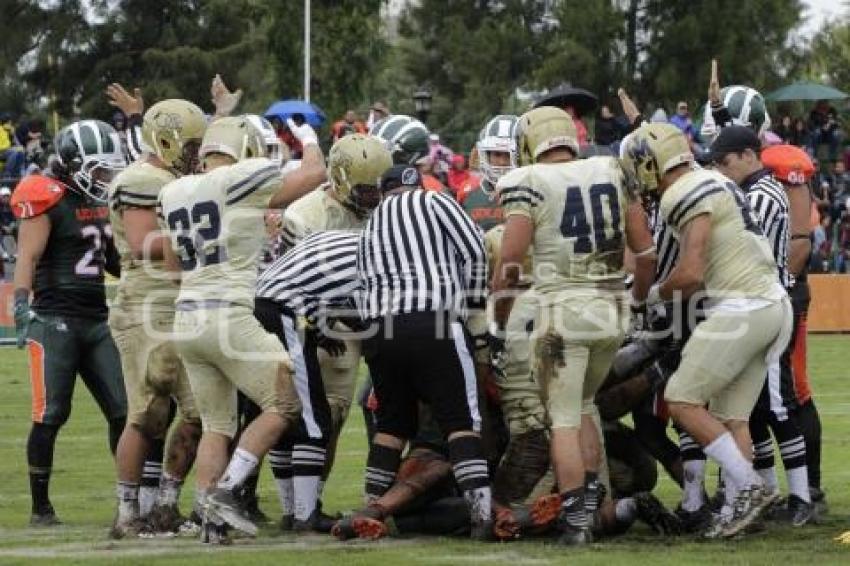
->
[166,201,226,270]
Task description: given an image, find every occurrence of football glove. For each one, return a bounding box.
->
[487,333,508,381]
[286,118,319,147]
[13,291,32,350]
[316,332,347,357]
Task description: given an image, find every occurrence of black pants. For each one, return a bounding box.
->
[253,298,331,446]
[363,312,480,439]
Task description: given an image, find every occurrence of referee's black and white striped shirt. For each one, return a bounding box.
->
[741,169,791,288]
[357,189,488,320]
[256,230,360,324]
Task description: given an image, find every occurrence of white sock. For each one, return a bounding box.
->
[193,488,208,518]
[275,478,294,516]
[293,475,321,521]
[681,460,706,512]
[217,448,259,491]
[157,471,184,507]
[139,486,157,517]
[615,498,637,523]
[756,466,779,493]
[464,486,492,523]
[787,467,811,502]
[116,481,140,522]
[703,432,758,490]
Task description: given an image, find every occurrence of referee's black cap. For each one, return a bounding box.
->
[379,164,422,193]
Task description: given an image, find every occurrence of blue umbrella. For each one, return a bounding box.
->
[264,99,327,127]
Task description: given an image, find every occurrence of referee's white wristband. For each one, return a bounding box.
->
[646,284,662,306]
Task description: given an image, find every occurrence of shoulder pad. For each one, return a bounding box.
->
[11,175,67,219]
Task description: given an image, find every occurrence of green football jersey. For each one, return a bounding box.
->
[32,189,113,319]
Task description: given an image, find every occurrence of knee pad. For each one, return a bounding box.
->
[328,396,351,434]
[134,396,173,440]
[145,343,181,396]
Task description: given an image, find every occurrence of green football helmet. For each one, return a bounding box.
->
[721,85,771,134]
[54,119,126,203]
[477,114,518,194]
[369,114,430,165]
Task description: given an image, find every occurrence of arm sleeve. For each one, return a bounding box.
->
[431,192,489,309]
[662,180,723,231]
[224,159,283,210]
[126,113,145,162]
[497,169,544,220]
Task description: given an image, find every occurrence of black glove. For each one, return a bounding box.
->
[13,289,31,350]
[487,333,508,381]
[316,332,346,357]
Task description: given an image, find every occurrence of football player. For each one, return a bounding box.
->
[459,115,517,231]
[12,120,128,526]
[710,126,813,526]
[158,115,326,542]
[492,107,656,545]
[107,98,208,538]
[620,123,793,538]
[259,134,391,532]
[369,114,430,166]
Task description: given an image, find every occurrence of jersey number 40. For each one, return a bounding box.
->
[166,201,227,270]
[559,183,623,254]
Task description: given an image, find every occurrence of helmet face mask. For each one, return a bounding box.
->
[245,114,285,166]
[619,124,694,195]
[142,99,207,175]
[477,114,518,194]
[55,119,126,203]
[328,134,393,215]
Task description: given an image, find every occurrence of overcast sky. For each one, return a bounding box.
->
[800,0,848,37]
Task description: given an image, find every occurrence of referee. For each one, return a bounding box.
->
[711,126,812,525]
[355,164,493,540]
[255,230,361,531]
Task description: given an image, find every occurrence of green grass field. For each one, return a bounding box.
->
[0,336,848,565]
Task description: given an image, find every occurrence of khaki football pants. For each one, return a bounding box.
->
[173,306,300,437]
[109,310,199,438]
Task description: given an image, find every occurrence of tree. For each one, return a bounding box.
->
[266,0,386,124]
[805,21,850,93]
[397,0,547,151]
[637,0,804,109]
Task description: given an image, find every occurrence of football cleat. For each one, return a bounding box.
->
[206,487,258,537]
[29,504,62,527]
[109,515,153,540]
[292,508,338,534]
[555,523,592,546]
[147,503,186,534]
[200,509,232,545]
[675,503,713,534]
[331,507,386,541]
[721,484,779,538]
[788,495,814,527]
[635,492,682,535]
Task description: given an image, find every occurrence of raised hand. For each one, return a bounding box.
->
[106,83,144,116]
[211,74,243,118]
[708,59,721,105]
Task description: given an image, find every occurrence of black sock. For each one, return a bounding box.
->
[365,443,401,501]
[560,487,588,529]
[27,423,59,513]
[447,435,489,492]
[108,417,125,455]
[750,416,775,471]
[796,399,822,489]
[241,467,261,503]
[142,437,165,489]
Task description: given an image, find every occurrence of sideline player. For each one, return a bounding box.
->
[13,120,128,526]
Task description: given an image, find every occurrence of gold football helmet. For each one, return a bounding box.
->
[141,99,207,175]
[515,106,579,166]
[619,123,694,194]
[328,133,392,215]
[199,116,265,164]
